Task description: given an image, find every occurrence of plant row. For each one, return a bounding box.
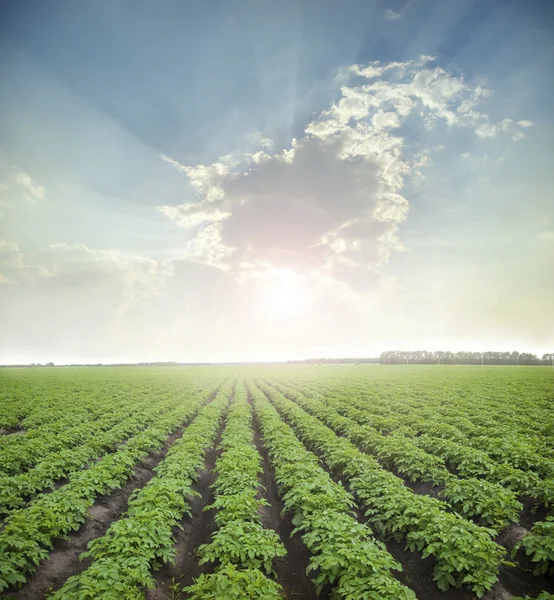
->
[186,379,286,598]
[303,381,552,506]
[247,380,418,600]
[256,379,506,597]
[0,394,196,518]
[265,377,523,531]
[48,379,234,599]
[0,380,222,594]
[0,390,165,476]
[279,372,554,583]
[311,374,554,476]
[514,516,554,577]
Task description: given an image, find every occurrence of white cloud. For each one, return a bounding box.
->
[0,239,25,283]
[0,184,9,219]
[158,57,531,293]
[475,118,533,141]
[157,204,231,228]
[15,169,45,203]
[384,9,402,20]
[161,154,233,202]
[248,132,274,150]
[0,238,51,283]
[0,163,46,216]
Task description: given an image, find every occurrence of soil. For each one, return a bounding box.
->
[251,404,324,600]
[0,427,26,436]
[519,496,549,530]
[144,425,224,600]
[4,420,196,599]
[403,477,445,499]
[494,523,554,598]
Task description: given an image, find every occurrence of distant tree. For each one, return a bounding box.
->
[379,350,542,366]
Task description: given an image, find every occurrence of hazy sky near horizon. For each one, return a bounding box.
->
[1,0,553,363]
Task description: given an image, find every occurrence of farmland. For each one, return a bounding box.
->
[0,365,553,600]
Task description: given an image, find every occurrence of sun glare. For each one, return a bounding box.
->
[257,269,309,319]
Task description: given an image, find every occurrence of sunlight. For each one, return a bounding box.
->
[256,268,310,319]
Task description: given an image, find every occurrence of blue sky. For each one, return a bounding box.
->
[1,0,553,362]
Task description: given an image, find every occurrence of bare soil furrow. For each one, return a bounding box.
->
[144,425,224,600]
[249,396,321,600]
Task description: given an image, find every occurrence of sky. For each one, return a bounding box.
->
[0,0,553,363]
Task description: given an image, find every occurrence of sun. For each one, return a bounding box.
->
[256,268,309,319]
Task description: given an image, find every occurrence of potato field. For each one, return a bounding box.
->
[0,365,553,600]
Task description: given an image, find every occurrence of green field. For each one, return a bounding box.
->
[0,365,553,600]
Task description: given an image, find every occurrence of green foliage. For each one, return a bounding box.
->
[515,516,554,576]
[198,521,285,573]
[1,364,552,599]
[249,382,417,600]
[440,478,522,530]
[186,564,283,599]
[47,381,233,599]
[257,379,506,597]
[187,382,286,598]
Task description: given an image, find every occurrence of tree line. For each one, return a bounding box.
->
[379,351,554,366]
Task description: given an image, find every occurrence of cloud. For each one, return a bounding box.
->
[0,240,168,310]
[157,57,530,293]
[0,239,244,361]
[383,0,416,21]
[157,204,231,228]
[44,243,167,315]
[160,153,232,202]
[15,169,45,203]
[385,9,402,20]
[474,118,534,141]
[0,239,26,283]
[0,162,46,217]
[0,238,50,283]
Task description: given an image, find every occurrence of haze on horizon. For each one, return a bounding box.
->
[1,0,553,365]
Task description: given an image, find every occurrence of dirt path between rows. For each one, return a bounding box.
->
[144,422,225,600]
[249,398,322,600]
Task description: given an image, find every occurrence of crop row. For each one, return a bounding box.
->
[255,379,506,597]
[293,378,552,506]
[0,386,181,477]
[0,380,222,594]
[264,377,523,531]
[0,392,191,517]
[186,379,286,598]
[304,374,554,475]
[0,401,137,476]
[275,373,554,582]
[49,379,234,599]
[247,380,417,599]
